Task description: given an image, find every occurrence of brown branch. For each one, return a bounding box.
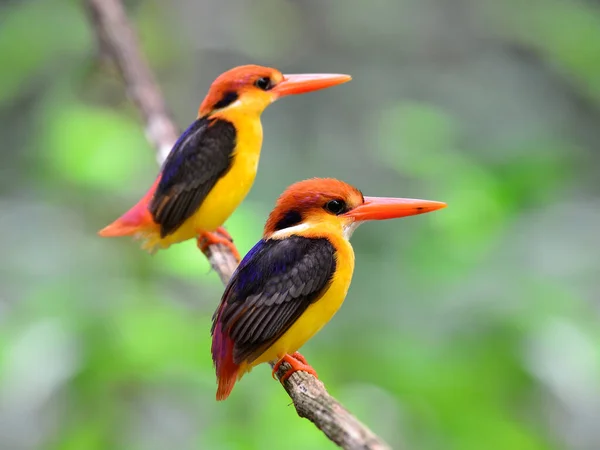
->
[274,365,392,449]
[85,1,391,448]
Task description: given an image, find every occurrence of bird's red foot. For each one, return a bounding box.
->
[272,352,318,383]
[197,227,241,261]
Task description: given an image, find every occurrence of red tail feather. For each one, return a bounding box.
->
[212,322,240,401]
[98,176,161,237]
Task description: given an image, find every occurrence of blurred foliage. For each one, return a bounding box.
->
[1,0,600,449]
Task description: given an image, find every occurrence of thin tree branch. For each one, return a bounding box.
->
[85,1,391,448]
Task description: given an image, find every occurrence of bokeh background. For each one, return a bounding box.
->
[2,0,600,449]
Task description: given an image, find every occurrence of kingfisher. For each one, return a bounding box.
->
[211,178,446,400]
[98,65,351,259]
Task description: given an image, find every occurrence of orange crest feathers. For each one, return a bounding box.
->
[264,178,364,235]
[198,65,282,117]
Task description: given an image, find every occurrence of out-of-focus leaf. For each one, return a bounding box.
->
[43,103,155,190]
[113,302,209,375]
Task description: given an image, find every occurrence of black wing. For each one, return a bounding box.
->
[212,236,336,364]
[149,118,236,237]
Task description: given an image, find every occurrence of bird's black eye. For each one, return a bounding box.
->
[255,77,272,91]
[324,199,347,215]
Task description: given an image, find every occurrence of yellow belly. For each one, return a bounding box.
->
[245,236,355,371]
[154,114,263,248]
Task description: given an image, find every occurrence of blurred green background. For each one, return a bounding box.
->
[2,0,600,449]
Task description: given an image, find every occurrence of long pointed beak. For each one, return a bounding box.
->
[343,196,447,221]
[271,73,351,97]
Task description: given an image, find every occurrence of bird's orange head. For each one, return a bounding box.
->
[198,65,351,117]
[264,178,447,239]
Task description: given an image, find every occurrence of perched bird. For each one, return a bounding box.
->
[211,178,446,400]
[98,65,351,258]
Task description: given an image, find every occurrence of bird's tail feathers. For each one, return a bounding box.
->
[212,322,240,401]
[98,177,161,250]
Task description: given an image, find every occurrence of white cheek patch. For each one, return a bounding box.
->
[270,222,311,239]
[224,99,243,110]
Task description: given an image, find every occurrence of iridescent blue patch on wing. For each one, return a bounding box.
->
[233,240,268,292]
[159,119,207,188]
[231,238,317,299]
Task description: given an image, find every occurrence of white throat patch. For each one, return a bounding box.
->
[342,221,361,240]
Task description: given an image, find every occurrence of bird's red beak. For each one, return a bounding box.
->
[271,73,352,97]
[343,196,447,221]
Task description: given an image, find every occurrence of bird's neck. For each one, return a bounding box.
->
[216,107,263,142]
[268,221,356,278]
[212,108,264,174]
[268,221,356,282]
[268,220,352,243]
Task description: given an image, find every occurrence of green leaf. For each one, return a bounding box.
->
[43,103,155,190]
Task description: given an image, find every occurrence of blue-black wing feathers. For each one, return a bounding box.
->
[149,118,236,237]
[212,236,336,364]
